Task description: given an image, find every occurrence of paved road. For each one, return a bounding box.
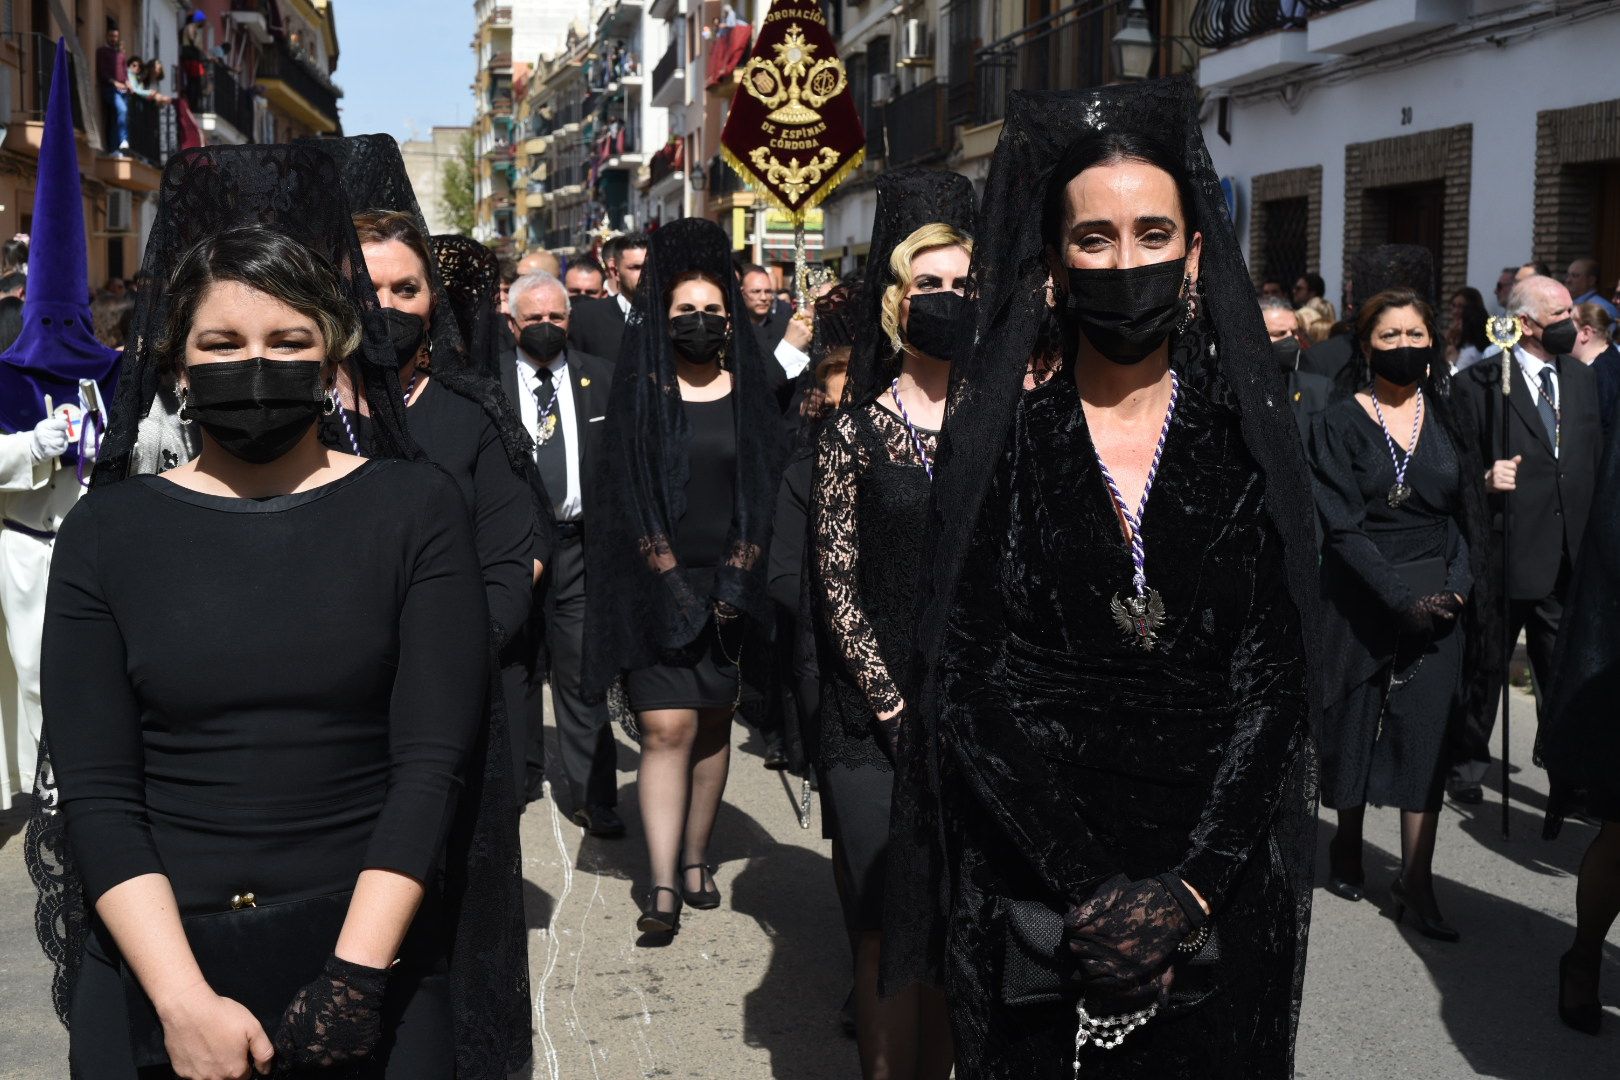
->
[1,685,1615,1078]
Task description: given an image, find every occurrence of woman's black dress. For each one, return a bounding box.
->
[810,401,934,932]
[1310,400,1472,812]
[42,459,488,1078]
[625,393,743,711]
[938,374,1307,1079]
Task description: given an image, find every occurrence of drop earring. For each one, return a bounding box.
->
[176,385,193,425]
[323,387,338,416]
[1175,275,1198,334]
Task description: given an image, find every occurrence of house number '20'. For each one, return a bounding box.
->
[1400,107,1413,126]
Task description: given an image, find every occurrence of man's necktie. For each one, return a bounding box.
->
[534,368,568,515]
[1536,367,1558,450]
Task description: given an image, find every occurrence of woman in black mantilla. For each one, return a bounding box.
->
[810,167,974,1080]
[1310,288,1485,941]
[883,81,1318,1079]
[26,144,494,1079]
[583,218,783,939]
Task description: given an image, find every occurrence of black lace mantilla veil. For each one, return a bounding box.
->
[26,142,422,1028]
[308,133,534,1077]
[841,167,977,408]
[581,217,784,700]
[432,232,505,379]
[882,78,1321,1044]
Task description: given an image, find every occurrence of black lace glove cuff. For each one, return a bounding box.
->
[874,708,904,763]
[1063,874,1194,1007]
[1154,872,1208,930]
[271,954,391,1074]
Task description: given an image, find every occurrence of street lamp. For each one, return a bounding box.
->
[689,158,708,191]
[1112,0,1157,82]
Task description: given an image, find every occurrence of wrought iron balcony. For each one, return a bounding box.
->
[256,37,341,130]
[652,38,680,103]
[186,59,257,141]
[3,31,84,128]
[1189,0,1306,51]
[972,2,1110,126]
[884,80,947,168]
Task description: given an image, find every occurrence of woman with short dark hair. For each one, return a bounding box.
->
[1310,288,1484,941]
[37,154,488,1077]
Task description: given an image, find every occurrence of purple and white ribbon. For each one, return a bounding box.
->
[888,378,935,480]
[1092,370,1179,598]
[336,368,419,457]
[1370,389,1423,488]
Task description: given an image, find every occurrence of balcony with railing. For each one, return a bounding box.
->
[652,37,683,107]
[1190,1,1330,89]
[185,58,256,143]
[1299,0,1467,56]
[883,80,947,168]
[2,31,84,137]
[256,36,341,132]
[972,3,1110,126]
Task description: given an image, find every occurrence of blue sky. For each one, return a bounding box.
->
[334,2,477,144]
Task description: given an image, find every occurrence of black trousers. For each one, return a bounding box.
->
[531,532,617,810]
[1449,558,1567,781]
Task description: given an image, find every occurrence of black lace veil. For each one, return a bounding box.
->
[26,142,421,1032]
[883,81,1320,1047]
[432,233,505,379]
[582,217,784,700]
[842,168,977,408]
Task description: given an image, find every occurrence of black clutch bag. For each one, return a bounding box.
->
[120,890,351,1067]
[1395,556,1447,598]
[1000,898,1221,1013]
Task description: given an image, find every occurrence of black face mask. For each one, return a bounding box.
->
[184,358,327,464]
[1367,344,1432,387]
[519,321,567,363]
[1539,317,1579,356]
[1064,258,1187,364]
[669,311,729,365]
[380,308,426,368]
[903,291,968,363]
[1271,338,1301,373]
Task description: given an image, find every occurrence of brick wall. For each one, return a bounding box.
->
[1534,99,1620,274]
[1343,124,1473,300]
[1248,166,1322,289]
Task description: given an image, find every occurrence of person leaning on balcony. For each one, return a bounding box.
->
[96,22,131,154]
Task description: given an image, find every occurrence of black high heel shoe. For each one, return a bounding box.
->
[680,862,721,909]
[1558,950,1603,1035]
[1326,836,1364,902]
[637,886,682,935]
[1389,879,1459,942]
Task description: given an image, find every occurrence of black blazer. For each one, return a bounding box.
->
[499,344,614,522]
[1456,353,1601,600]
[566,296,627,364]
[1302,334,1354,382]
[1286,368,1334,442]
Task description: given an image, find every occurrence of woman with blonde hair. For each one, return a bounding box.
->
[810,167,974,1079]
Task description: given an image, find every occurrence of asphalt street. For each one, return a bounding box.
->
[0,683,1614,1078]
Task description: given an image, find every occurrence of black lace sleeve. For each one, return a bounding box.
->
[810,411,904,719]
[1175,491,1309,909]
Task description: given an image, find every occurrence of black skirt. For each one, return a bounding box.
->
[819,761,893,933]
[625,622,744,712]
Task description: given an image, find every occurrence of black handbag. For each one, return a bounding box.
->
[1000,897,1221,1013]
[120,890,352,1067]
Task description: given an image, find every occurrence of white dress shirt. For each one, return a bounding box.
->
[1514,344,1560,457]
[616,292,632,319]
[774,336,810,378]
[517,347,584,519]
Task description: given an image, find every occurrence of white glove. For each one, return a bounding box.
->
[29,417,70,463]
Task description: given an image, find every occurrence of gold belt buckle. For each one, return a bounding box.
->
[230,891,257,910]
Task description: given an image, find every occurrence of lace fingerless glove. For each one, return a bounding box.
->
[1063,873,1206,1007]
[271,954,390,1074]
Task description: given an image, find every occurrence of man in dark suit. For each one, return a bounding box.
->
[566,232,647,363]
[741,264,789,356]
[506,270,624,835]
[1450,275,1601,801]
[1261,297,1332,441]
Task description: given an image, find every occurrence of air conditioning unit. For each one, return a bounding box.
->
[900,19,932,64]
[106,189,133,233]
[871,73,895,104]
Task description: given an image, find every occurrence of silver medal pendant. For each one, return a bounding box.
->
[1110,588,1166,651]
[1386,483,1412,509]
[537,414,557,445]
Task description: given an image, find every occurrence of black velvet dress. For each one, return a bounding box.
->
[810,401,935,932]
[1310,400,1472,812]
[938,373,1308,1079]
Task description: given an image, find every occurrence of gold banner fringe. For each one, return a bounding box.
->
[719,144,867,225]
